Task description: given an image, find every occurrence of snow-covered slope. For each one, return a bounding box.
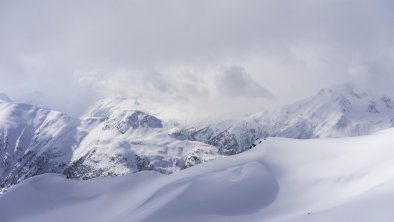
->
[2,84,394,192]
[184,84,394,154]
[260,84,394,138]
[3,128,394,222]
[63,97,220,179]
[0,101,78,190]
[0,97,220,191]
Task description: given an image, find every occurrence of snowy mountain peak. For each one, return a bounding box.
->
[102,110,163,134]
[2,84,394,193]
[86,97,164,132]
[87,96,144,119]
[126,111,163,129]
[289,84,394,117]
[316,84,394,113]
[0,101,77,190]
[318,83,369,99]
[272,84,394,138]
[183,84,394,155]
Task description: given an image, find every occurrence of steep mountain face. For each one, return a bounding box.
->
[0,101,78,190]
[0,98,220,191]
[182,84,394,154]
[63,97,219,179]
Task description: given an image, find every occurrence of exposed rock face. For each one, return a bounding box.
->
[62,98,220,180]
[103,110,163,134]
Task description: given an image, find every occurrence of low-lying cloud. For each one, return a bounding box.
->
[1,0,394,118]
[214,66,273,98]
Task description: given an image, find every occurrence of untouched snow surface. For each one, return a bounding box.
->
[2,128,394,222]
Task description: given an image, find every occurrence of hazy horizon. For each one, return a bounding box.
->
[1,0,394,117]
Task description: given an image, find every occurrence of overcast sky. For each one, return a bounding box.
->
[1,0,394,119]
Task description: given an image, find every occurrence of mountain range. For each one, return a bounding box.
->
[1,84,394,192]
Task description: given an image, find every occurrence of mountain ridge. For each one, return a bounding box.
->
[1,84,394,191]
[182,84,394,154]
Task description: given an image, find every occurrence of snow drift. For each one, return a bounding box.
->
[2,128,394,221]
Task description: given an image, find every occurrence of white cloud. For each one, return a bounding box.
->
[214,66,273,98]
[1,0,394,117]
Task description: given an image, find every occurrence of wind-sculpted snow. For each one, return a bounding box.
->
[3,128,394,221]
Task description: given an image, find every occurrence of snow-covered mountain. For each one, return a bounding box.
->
[63,97,219,179]
[0,101,78,190]
[182,84,394,154]
[0,97,220,191]
[3,128,394,222]
[262,84,394,138]
[1,84,394,192]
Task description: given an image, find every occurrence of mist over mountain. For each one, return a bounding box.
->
[1,1,394,221]
[1,84,394,193]
[0,93,12,103]
[2,0,394,118]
